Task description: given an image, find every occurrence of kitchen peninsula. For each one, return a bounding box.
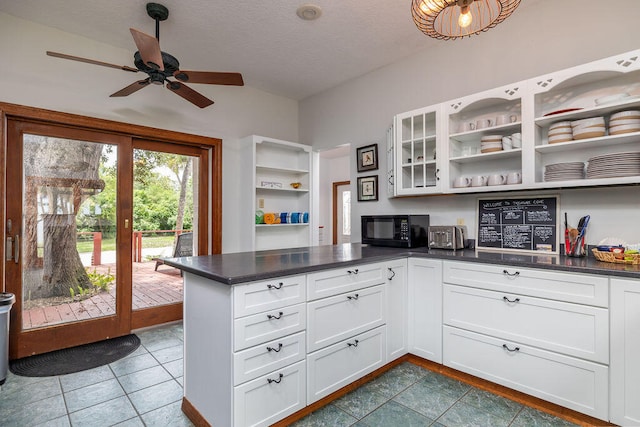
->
[166,244,640,427]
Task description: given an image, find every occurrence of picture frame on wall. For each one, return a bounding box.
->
[357,175,378,201]
[356,143,378,172]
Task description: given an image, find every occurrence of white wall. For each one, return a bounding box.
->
[0,12,299,253]
[299,0,640,246]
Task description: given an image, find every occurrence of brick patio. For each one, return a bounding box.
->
[22,261,184,329]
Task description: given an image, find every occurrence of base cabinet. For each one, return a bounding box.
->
[385,259,408,361]
[610,277,640,426]
[408,258,443,362]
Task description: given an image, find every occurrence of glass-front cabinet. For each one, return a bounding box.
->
[394,105,443,195]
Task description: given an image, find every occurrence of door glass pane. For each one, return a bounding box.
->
[132,149,198,310]
[22,135,117,330]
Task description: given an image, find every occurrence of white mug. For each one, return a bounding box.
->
[487,174,506,186]
[501,136,513,150]
[453,176,471,188]
[496,114,518,126]
[460,122,476,132]
[476,118,494,129]
[471,175,488,187]
[506,172,522,184]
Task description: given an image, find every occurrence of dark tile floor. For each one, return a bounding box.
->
[0,322,580,427]
[0,322,192,427]
[292,362,579,427]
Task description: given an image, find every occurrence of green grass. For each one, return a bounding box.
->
[76,235,175,253]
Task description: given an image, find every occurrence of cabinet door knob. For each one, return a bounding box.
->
[347,339,359,348]
[502,344,520,352]
[267,343,283,353]
[503,269,520,277]
[347,294,359,301]
[267,373,284,384]
[267,311,284,320]
[267,282,284,290]
[503,296,520,303]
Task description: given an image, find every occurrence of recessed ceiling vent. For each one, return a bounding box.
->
[296,4,322,20]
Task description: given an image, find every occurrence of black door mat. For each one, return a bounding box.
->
[10,334,140,377]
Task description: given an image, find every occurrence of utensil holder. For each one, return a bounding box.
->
[565,231,587,257]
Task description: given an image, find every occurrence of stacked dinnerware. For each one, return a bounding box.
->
[587,152,640,179]
[609,110,640,135]
[544,162,585,181]
[548,121,573,144]
[480,135,503,153]
[571,116,606,140]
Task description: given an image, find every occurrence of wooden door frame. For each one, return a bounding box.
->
[0,102,223,358]
[332,181,350,245]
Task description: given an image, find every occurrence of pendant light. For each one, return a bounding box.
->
[411,0,521,40]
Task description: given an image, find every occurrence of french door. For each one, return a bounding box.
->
[4,116,211,358]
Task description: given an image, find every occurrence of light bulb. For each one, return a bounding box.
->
[458,5,472,28]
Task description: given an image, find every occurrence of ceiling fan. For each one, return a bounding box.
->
[46,2,244,108]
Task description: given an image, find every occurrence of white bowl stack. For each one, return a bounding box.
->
[609,110,640,135]
[547,121,573,144]
[571,116,606,140]
[480,135,503,153]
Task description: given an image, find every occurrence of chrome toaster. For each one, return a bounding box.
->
[428,225,467,250]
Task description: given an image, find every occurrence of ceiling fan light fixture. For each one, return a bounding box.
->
[412,0,521,40]
[296,4,322,21]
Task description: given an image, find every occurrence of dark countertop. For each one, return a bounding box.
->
[162,243,640,285]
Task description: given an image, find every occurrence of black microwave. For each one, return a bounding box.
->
[361,215,430,248]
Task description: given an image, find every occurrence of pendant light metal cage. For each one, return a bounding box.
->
[411,0,521,40]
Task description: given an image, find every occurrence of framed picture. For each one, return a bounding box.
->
[357,143,378,172]
[357,175,378,201]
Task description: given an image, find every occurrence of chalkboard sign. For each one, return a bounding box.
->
[477,196,559,253]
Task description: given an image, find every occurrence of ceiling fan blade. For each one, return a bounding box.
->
[46,51,139,73]
[166,81,214,108]
[174,70,244,86]
[129,28,164,71]
[110,79,151,97]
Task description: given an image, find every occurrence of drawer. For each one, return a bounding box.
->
[234,303,306,351]
[443,261,609,307]
[307,326,386,404]
[307,262,386,301]
[307,284,386,352]
[234,332,306,386]
[233,275,306,318]
[443,284,609,363]
[443,326,608,420]
[233,360,306,427]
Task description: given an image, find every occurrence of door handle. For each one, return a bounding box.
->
[14,235,19,263]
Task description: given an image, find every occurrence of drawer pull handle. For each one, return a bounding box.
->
[267,373,284,384]
[347,269,359,275]
[267,343,283,353]
[503,269,520,277]
[267,311,284,320]
[503,296,520,303]
[502,344,520,352]
[267,282,284,290]
[388,267,396,280]
[347,293,359,300]
[347,340,359,348]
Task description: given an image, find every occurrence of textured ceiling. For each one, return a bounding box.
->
[0,0,533,100]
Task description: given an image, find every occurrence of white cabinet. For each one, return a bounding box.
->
[394,105,444,195]
[386,123,395,198]
[441,261,609,419]
[445,81,527,193]
[385,259,408,361]
[610,277,640,426]
[242,135,312,251]
[407,258,442,363]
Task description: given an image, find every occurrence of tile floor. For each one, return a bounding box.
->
[0,322,193,427]
[0,322,579,427]
[292,362,579,427]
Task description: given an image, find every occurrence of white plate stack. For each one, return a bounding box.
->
[609,110,640,135]
[587,152,640,179]
[548,121,573,144]
[480,135,503,153]
[571,116,606,140]
[544,162,585,181]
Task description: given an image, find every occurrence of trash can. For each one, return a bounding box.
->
[0,292,15,385]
